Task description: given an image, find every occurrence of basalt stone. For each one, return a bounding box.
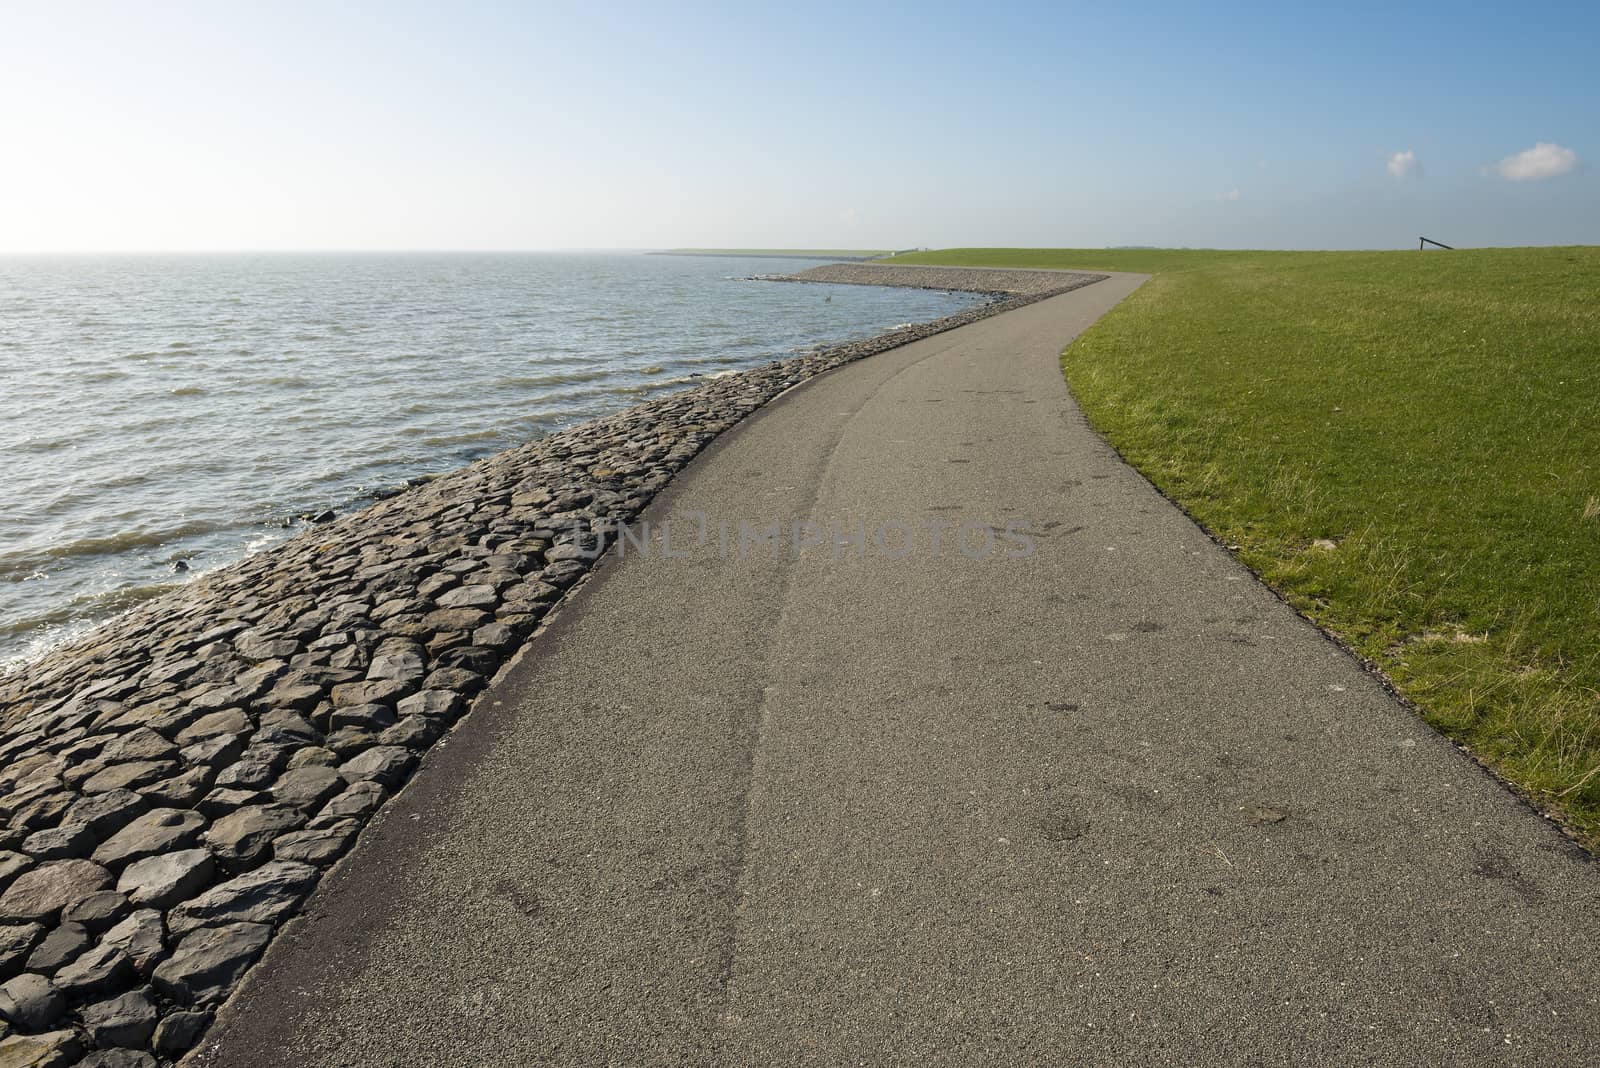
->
[387,616,436,640]
[17,825,96,863]
[286,746,339,769]
[78,1049,158,1068]
[168,861,317,937]
[259,679,323,712]
[270,767,345,813]
[22,922,88,976]
[1,774,64,811]
[141,704,201,738]
[425,629,469,656]
[0,973,64,1031]
[273,819,358,866]
[330,678,411,708]
[365,646,425,683]
[0,757,62,793]
[81,761,174,795]
[191,684,256,712]
[0,861,111,922]
[214,758,276,791]
[198,788,264,819]
[6,792,71,833]
[0,1029,80,1067]
[369,596,420,623]
[378,715,445,750]
[151,1008,210,1056]
[151,921,272,1005]
[205,805,305,871]
[423,667,485,694]
[421,607,489,633]
[91,809,204,868]
[327,644,369,672]
[435,584,497,610]
[256,709,320,742]
[235,631,300,661]
[0,853,31,891]
[322,727,379,759]
[544,542,599,563]
[437,645,498,675]
[146,657,199,686]
[473,622,516,650]
[60,890,128,934]
[329,703,396,731]
[338,746,415,789]
[313,781,385,826]
[541,559,587,587]
[469,569,521,591]
[80,986,159,1048]
[99,728,178,765]
[398,689,464,720]
[99,909,164,976]
[51,941,131,996]
[117,849,214,910]
[416,573,457,598]
[180,731,246,768]
[60,791,147,841]
[176,708,251,745]
[142,766,214,809]
[0,925,43,979]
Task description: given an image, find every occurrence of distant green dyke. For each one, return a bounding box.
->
[653,248,902,261]
[897,245,1600,843]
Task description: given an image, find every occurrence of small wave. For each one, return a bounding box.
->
[83,369,128,383]
[167,341,193,350]
[495,369,611,388]
[639,365,667,375]
[0,520,227,577]
[419,428,508,448]
[0,577,188,673]
[615,375,696,395]
[170,386,206,397]
[4,580,183,635]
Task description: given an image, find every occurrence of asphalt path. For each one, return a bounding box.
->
[194,273,1600,1066]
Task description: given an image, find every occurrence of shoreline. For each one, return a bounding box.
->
[0,266,1104,1064]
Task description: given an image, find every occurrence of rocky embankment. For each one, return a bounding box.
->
[0,266,1104,1066]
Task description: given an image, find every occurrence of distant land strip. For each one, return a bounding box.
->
[649,248,913,262]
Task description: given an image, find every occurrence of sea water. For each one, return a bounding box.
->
[0,251,982,666]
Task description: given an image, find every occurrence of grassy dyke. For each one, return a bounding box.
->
[894,246,1600,841]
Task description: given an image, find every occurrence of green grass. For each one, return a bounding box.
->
[896,246,1600,841]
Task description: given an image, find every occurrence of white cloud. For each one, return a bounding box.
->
[1495,142,1579,181]
[1216,188,1241,202]
[1387,150,1419,178]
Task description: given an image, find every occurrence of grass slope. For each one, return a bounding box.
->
[895,246,1600,840]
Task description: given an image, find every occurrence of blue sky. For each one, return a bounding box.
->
[1,1,1594,251]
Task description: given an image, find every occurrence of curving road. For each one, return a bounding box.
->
[193,273,1600,1066]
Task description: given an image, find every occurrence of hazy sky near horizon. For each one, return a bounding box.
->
[2,1,1595,252]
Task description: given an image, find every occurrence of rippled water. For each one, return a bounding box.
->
[0,252,984,666]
